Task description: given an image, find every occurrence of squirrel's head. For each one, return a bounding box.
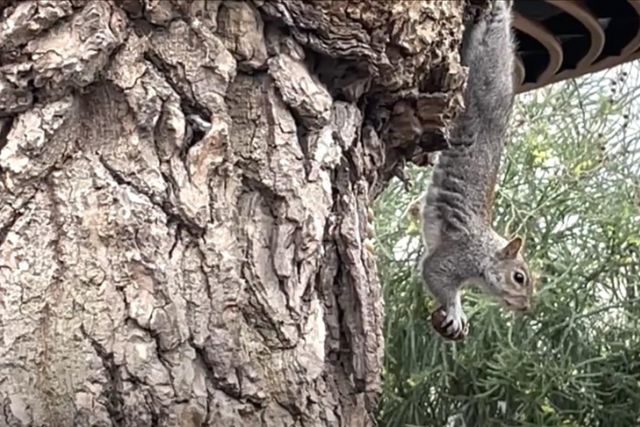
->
[482,236,534,313]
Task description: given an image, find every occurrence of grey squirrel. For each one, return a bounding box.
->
[420,0,534,340]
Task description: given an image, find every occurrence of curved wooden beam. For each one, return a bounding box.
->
[512,12,563,86]
[515,0,640,93]
[517,50,640,94]
[622,0,640,55]
[547,0,605,68]
[513,55,526,88]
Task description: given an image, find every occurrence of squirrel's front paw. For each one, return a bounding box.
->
[431,307,469,341]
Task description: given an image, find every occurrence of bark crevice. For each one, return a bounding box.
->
[80,324,126,427]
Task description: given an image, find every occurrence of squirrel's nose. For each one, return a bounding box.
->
[521,301,533,314]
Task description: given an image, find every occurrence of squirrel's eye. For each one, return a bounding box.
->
[513,271,525,285]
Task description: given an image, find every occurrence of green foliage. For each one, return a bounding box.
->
[376,63,640,427]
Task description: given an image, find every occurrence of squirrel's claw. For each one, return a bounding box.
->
[440,311,468,340]
[431,307,469,341]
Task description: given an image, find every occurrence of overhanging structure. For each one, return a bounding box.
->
[514,0,640,92]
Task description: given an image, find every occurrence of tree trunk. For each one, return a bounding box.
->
[0,0,465,425]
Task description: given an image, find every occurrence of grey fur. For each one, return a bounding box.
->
[420,1,533,340]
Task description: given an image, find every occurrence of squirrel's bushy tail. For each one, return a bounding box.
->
[423,0,516,237]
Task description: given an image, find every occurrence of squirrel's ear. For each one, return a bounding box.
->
[499,236,523,259]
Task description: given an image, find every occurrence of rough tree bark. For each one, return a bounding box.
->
[0,1,466,425]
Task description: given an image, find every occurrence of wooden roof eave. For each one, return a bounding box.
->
[516,0,640,93]
[513,12,564,92]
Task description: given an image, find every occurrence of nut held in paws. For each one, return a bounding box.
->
[430,307,468,341]
[430,308,447,331]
